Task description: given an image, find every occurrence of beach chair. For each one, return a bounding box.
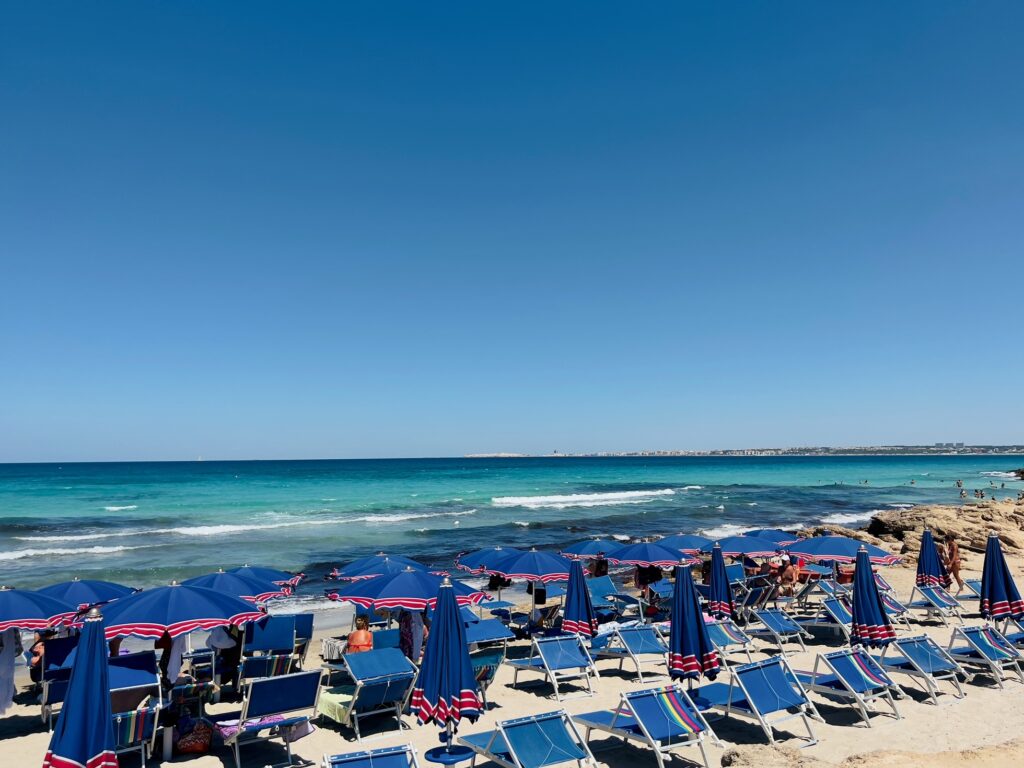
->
[466,618,514,707]
[874,635,967,704]
[206,669,322,768]
[166,680,218,719]
[608,592,648,622]
[371,628,401,650]
[589,625,667,682]
[1004,618,1024,647]
[946,625,1024,688]
[735,585,771,624]
[466,618,515,647]
[585,576,618,614]
[244,614,298,656]
[459,710,597,768]
[689,656,820,746]
[40,666,71,730]
[961,579,983,600]
[705,619,754,666]
[324,744,421,768]
[318,648,417,740]
[796,578,848,608]
[748,609,810,652]
[112,705,162,767]
[797,598,852,642]
[725,563,747,587]
[575,685,716,768]
[293,613,315,667]
[648,580,675,602]
[237,652,294,690]
[183,647,217,682]
[109,651,163,714]
[792,648,901,727]
[507,634,597,701]
[880,593,912,630]
[41,635,79,673]
[908,586,963,626]
[873,572,895,594]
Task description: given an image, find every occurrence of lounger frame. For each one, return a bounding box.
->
[507,635,597,701]
[946,625,1024,688]
[876,635,967,704]
[590,625,667,682]
[459,710,597,768]
[796,649,901,727]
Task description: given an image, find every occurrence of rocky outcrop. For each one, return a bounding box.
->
[794,525,886,545]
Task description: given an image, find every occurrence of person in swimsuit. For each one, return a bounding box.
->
[346,615,373,654]
[944,533,965,594]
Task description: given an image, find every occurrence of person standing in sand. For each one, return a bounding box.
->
[943,532,965,594]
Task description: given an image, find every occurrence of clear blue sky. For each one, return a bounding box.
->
[2,3,1022,462]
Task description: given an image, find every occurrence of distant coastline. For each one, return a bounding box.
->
[465,445,1024,459]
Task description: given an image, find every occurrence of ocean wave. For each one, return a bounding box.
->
[681,485,703,491]
[700,523,754,539]
[981,471,1018,479]
[820,511,876,525]
[0,545,154,562]
[491,489,675,510]
[104,505,138,512]
[886,503,915,509]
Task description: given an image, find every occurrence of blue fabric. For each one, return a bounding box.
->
[43,616,117,768]
[536,636,590,670]
[325,745,415,768]
[669,565,719,681]
[345,648,417,680]
[736,658,807,713]
[916,530,951,588]
[465,619,514,644]
[658,534,712,554]
[698,536,778,557]
[228,565,298,584]
[850,547,895,648]
[246,670,321,718]
[609,542,683,566]
[708,545,735,619]
[619,626,667,655]
[457,546,524,574]
[561,539,623,558]
[334,554,424,579]
[99,583,262,638]
[37,580,136,608]
[244,614,297,652]
[489,549,570,581]
[746,529,801,545]
[330,569,483,610]
[412,580,482,735]
[788,536,897,564]
[0,588,74,630]
[182,570,283,601]
[502,713,587,768]
[562,560,598,637]
[980,533,1024,620]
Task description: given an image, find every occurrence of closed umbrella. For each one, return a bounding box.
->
[327,568,488,611]
[562,560,598,637]
[850,546,896,647]
[182,569,288,603]
[707,544,734,619]
[980,532,1024,621]
[668,563,719,681]
[916,529,951,588]
[98,582,265,639]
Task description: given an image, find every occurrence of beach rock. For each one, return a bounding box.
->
[795,525,887,546]
[867,499,1024,559]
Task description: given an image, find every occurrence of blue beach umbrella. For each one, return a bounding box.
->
[42,608,117,768]
[699,536,779,558]
[707,544,735,619]
[487,548,571,582]
[609,542,695,568]
[850,546,896,647]
[410,578,482,748]
[658,533,712,555]
[668,563,719,681]
[37,579,137,611]
[980,532,1024,621]
[746,528,802,546]
[788,536,900,565]
[560,539,623,559]
[456,546,524,574]
[332,553,425,581]
[915,529,951,588]
[0,587,75,633]
[98,582,265,639]
[561,560,598,637]
[228,564,303,587]
[182,569,288,603]
[327,567,488,611]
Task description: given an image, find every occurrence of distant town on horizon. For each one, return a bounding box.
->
[466,444,1024,458]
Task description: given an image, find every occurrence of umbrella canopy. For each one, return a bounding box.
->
[699,536,779,558]
[668,563,719,681]
[609,542,695,568]
[707,545,734,619]
[658,533,713,555]
[328,568,489,611]
[332,553,425,581]
[560,539,623,559]
[456,546,524,574]
[0,587,75,632]
[980,532,1024,621]
[915,529,951,588]
[787,536,900,565]
[850,546,896,647]
[182,570,288,603]
[98,582,265,639]
[746,528,801,546]
[36,579,137,611]
[561,560,598,637]
[487,548,571,582]
[42,608,117,768]
[228,565,303,587]
[410,578,482,743]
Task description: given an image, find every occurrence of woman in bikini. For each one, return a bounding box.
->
[944,533,965,594]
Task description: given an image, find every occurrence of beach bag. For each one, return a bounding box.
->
[176,719,212,754]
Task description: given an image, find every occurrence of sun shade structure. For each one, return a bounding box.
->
[332,553,426,581]
[561,560,598,637]
[0,587,76,632]
[456,546,524,574]
[657,533,713,555]
[609,542,696,568]
[669,563,720,681]
[182,569,288,603]
[228,564,303,587]
[746,529,802,546]
[915,529,951,588]
[707,544,735,619]
[786,536,900,565]
[980,532,1024,621]
[699,536,779,558]
[327,567,489,611]
[36,579,137,611]
[560,539,623,559]
[487,548,571,582]
[42,608,117,768]
[97,582,265,639]
[850,546,896,647]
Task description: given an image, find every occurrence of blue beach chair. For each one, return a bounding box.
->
[796,578,848,608]
[590,625,667,682]
[874,635,967,704]
[575,685,717,768]
[323,744,421,768]
[245,614,298,655]
[206,669,322,768]
[372,628,401,650]
[946,625,1024,688]
[466,619,515,707]
[237,653,294,690]
[748,609,811,652]
[113,705,162,767]
[585,576,618,614]
[319,648,417,740]
[908,585,963,626]
[507,634,597,700]
[459,710,597,768]
[798,598,853,642]
[40,667,71,730]
[690,656,820,746]
[735,586,772,623]
[793,648,901,727]
[880,592,912,630]
[961,579,983,600]
[705,619,754,666]
[293,613,315,667]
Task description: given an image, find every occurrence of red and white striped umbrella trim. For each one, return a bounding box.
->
[916,574,948,587]
[410,688,482,725]
[328,593,489,611]
[562,618,599,637]
[102,611,265,639]
[851,622,897,643]
[608,557,697,568]
[486,570,569,583]
[43,749,119,768]
[790,553,902,565]
[981,598,1024,619]
[669,650,720,676]
[707,600,733,618]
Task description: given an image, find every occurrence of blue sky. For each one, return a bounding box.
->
[2,3,1022,462]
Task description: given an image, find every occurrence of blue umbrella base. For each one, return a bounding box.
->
[425,745,475,766]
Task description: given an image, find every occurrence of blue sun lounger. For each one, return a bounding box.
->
[793,648,901,727]
[206,669,322,768]
[908,586,963,626]
[705,619,754,666]
[735,586,772,623]
[459,710,597,768]
[237,653,294,690]
[319,648,418,740]
[324,745,421,768]
[880,593,912,630]
[748,609,811,652]
[244,614,299,656]
[796,578,847,609]
[112,706,162,767]
[507,634,597,701]
[797,598,853,642]
[961,579,983,600]
[946,625,1024,688]
[590,625,667,682]
[690,656,820,746]
[874,635,967,704]
[585,576,618,613]
[575,685,717,768]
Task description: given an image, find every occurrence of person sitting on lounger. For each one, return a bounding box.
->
[345,615,373,654]
[777,556,798,596]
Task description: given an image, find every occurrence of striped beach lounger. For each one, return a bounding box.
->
[590,625,667,682]
[323,745,421,768]
[793,648,901,727]
[748,609,811,652]
[507,635,597,701]
[908,586,963,626]
[113,705,161,767]
[874,635,967,704]
[705,619,754,666]
[459,710,597,768]
[946,625,1024,688]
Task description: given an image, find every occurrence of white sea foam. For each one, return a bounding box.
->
[0,545,154,561]
[104,505,138,512]
[612,534,631,542]
[715,505,725,511]
[700,523,755,538]
[681,485,703,491]
[491,489,675,509]
[820,511,877,525]
[982,471,1018,479]
[886,503,915,509]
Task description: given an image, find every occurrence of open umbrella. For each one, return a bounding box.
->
[42,608,116,768]
[562,560,598,637]
[228,564,303,587]
[609,542,695,568]
[850,546,896,647]
[487,548,571,582]
[98,582,265,639]
[980,532,1024,621]
[331,553,425,581]
[560,539,623,559]
[182,569,288,603]
[456,546,524,575]
[37,579,137,611]
[746,528,802,546]
[787,536,900,565]
[0,587,75,632]
[699,536,779,558]
[916,529,951,588]
[658,533,712,555]
[668,563,719,681]
[707,544,734,619]
[327,568,489,611]
[410,578,482,753]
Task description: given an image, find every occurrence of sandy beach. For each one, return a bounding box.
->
[5,500,1024,767]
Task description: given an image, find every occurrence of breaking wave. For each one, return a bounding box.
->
[0,545,155,561]
[103,505,138,512]
[492,489,676,510]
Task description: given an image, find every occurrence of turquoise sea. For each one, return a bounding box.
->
[1,456,1021,590]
